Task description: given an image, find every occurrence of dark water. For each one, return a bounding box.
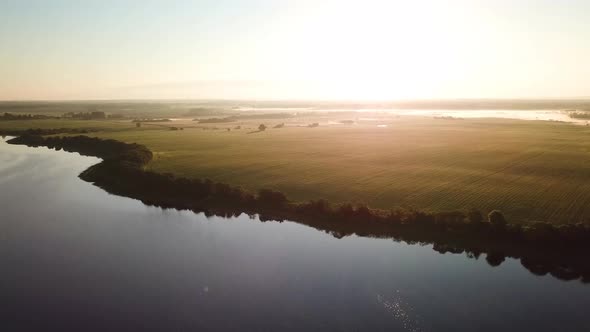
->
[1,137,589,332]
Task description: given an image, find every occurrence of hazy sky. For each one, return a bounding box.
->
[1,0,590,100]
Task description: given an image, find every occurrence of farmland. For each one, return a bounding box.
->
[4,110,590,224]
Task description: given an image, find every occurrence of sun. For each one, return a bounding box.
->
[272,1,472,100]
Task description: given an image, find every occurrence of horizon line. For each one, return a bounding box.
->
[2,97,590,103]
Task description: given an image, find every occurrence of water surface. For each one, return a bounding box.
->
[1,137,589,331]
[393,109,585,123]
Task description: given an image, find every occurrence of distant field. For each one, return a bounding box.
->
[0,119,134,132]
[3,114,590,224]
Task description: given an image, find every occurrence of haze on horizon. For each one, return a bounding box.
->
[1,0,590,101]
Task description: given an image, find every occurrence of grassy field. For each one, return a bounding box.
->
[3,114,590,224]
[0,119,135,132]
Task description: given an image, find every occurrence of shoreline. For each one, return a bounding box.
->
[7,133,590,283]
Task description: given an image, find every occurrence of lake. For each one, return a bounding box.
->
[225,108,589,126]
[1,136,589,331]
[392,109,586,123]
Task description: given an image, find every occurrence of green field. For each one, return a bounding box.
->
[4,114,590,224]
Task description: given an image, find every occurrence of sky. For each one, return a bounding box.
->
[1,0,590,101]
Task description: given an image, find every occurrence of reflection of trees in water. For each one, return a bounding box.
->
[153,207,590,283]
[427,242,586,282]
[485,252,505,267]
[8,134,590,284]
[520,257,581,281]
[272,218,590,284]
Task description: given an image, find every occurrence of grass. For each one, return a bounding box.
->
[0,119,135,132]
[4,115,590,224]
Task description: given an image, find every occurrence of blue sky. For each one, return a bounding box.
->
[1,0,590,100]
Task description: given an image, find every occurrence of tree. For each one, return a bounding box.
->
[257,188,287,207]
[488,210,507,228]
[90,111,107,119]
[467,209,483,224]
[486,252,506,267]
[258,124,267,131]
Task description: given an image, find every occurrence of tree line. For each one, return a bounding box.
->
[8,133,590,283]
[0,113,58,121]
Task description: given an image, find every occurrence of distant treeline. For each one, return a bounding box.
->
[434,116,464,120]
[237,112,295,120]
[196,116,238,123]
[1,113,58,121]
[5,100,590,117]
[0,128,93,137]
[186,108,232,117]
[7,134,590,283]
[132,118,171,123]
[195,113,295,124]
[63,111,108,120]
[568,112,590,120]
[0,101,184,115]
[0,111,128,121]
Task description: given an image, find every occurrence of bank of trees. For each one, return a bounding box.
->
[568,112,590,120]
[8,134,590,283]
[0,113,58,121]
[62,111,106,120]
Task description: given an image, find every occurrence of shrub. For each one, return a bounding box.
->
[467,209,483,224]
[486,252,506,267]
[488,210,507,228]
[257,188,287,207]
